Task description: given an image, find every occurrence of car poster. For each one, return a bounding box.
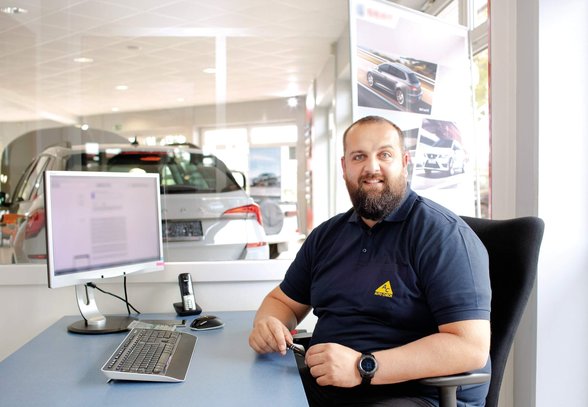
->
[350,0,478,216]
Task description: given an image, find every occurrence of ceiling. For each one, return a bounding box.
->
[0,0,430,124]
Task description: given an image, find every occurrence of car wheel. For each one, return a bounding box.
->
[367,72,375,87]
[269,243,279,259]
[395,88,405,106]
[447,159,455,176]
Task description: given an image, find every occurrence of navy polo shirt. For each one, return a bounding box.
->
[280,188,491,405]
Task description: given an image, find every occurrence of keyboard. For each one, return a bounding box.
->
[101,328,197,382]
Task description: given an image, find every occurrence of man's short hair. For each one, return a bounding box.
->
[343,115,405,153]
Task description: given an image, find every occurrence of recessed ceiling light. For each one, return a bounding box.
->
[73,57,94,63]
[111,107,119,112]
[176,97,185,102]
[115,85,128,91]
[203,68,216,74]
[287,97,298,108]
[1,7,28,14]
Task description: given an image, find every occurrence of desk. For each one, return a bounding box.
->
[0,311,308,406]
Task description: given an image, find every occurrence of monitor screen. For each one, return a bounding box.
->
[44,170,165,333]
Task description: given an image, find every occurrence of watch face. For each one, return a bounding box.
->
[361,356,376,372]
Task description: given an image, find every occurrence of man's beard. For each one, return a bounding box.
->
[346,174,406,221]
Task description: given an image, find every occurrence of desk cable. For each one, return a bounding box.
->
[86,277,141,315]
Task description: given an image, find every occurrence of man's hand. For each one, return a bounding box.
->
[305,343,362,387]
[249,316,293,356]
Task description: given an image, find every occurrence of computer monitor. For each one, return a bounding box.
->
[44,170,165,334]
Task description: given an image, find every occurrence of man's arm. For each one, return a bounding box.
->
[372,319,490,384]
[249,286,311,355]
[305,319,490,387]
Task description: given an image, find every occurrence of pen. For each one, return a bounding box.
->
[287,342,306,357]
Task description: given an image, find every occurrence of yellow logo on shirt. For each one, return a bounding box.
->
[374,281,393,298]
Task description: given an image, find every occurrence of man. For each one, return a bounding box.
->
[249,116,491,406]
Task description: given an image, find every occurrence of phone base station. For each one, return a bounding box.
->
[173,302,202,317]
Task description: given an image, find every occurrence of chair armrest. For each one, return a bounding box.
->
[419,372,490,387]
[419,373,490,407]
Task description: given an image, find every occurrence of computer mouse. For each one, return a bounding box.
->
[189,315,225,331]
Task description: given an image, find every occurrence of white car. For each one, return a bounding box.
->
[5,143,269,263]
[422,139,467,176]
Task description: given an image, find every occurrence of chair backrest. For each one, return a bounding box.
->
[460,216,544,407]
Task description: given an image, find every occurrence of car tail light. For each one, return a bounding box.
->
[139,156,162,162]
[27,253,47,260]
[223,203,263,226]
[25,208,45,239]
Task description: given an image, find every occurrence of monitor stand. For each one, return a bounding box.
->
[68,284,136,334]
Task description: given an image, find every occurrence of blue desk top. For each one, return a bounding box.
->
[0,311,308,407]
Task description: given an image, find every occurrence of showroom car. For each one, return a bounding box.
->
[2,143,270,263]
[422,138,467,176]
[251,172,280,187]
[366,62,423,107]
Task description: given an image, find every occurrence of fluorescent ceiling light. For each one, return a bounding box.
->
[73,57,94,63]
[115,85,128,91]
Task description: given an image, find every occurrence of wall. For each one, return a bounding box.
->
[86,97,305,138]
[490,0,538,406]
[491,0,588,406]
[0,98,302,147]
[536,0,588,406]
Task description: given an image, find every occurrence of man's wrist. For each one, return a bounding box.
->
[358,353,378,385]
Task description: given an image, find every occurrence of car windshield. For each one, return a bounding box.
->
[65,149,241,194]
[433,139,454,148]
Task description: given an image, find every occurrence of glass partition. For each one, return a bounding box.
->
[0,1,349,266]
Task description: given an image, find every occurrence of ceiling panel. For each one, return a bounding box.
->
[0,0,427,122]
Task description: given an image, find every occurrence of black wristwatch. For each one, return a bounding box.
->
[358,353,378,385]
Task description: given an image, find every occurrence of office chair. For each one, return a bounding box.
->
[420,216,545,407]
[293,216,545,407]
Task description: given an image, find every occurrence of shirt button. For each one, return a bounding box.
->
[362,248,367,253]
